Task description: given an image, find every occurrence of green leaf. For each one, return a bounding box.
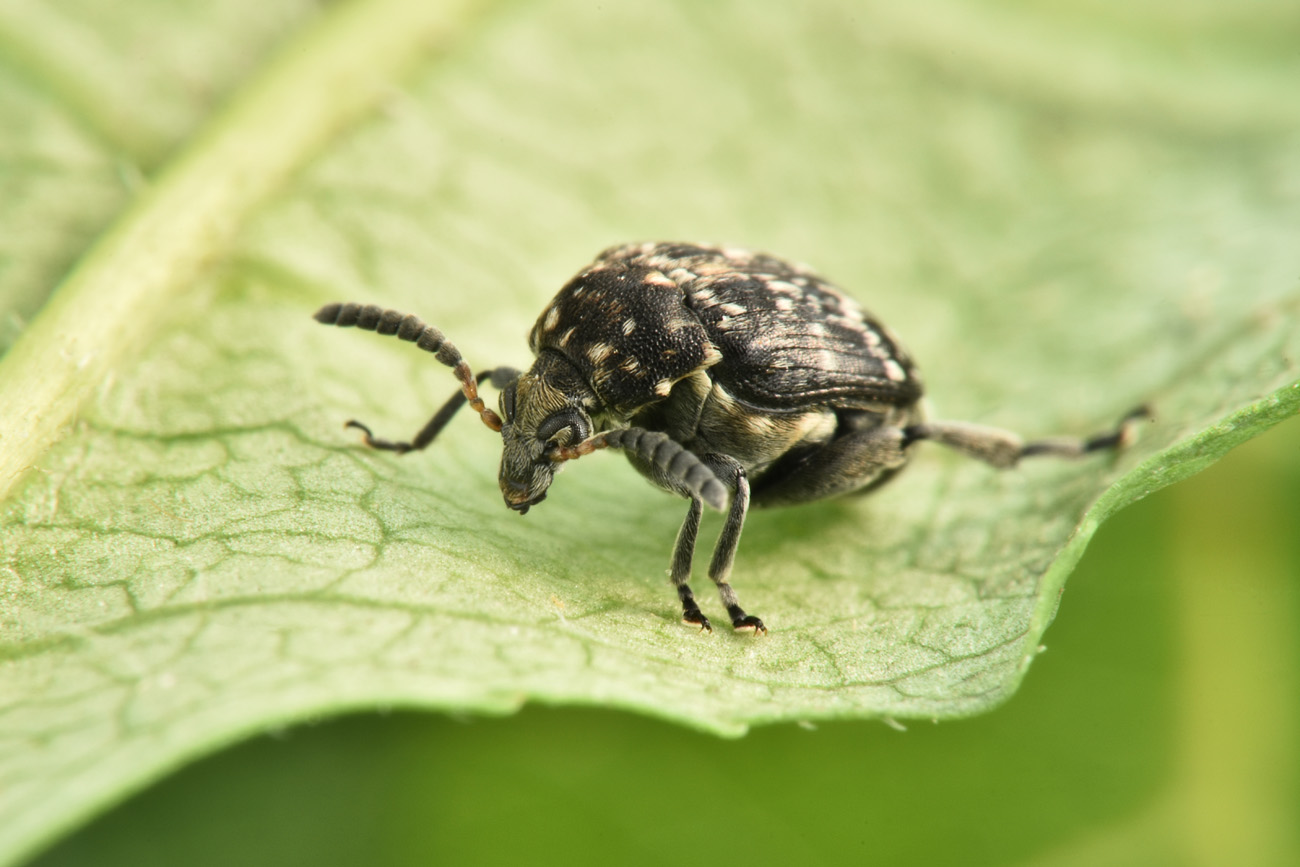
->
[2,0,1298,862]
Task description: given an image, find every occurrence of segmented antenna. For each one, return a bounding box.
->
[314,303,503,432]
[549,428,727,511]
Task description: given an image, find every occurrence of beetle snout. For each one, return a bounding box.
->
[504,491,546,515]
[500,473,549,515]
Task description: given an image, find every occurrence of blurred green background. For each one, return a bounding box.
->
[32,417,1298,866]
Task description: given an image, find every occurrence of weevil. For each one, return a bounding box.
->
[314,242,1148,634]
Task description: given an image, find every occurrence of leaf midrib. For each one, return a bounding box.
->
[0,0,492,503]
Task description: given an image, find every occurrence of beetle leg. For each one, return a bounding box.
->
[564,428,728,510]
[608,430,740,632]
[343,367,520,454]
[903,405,1151,469]
[670,495,711,632]
[314,303,508,432]
[749,424,912,506]
[703,460,766,634]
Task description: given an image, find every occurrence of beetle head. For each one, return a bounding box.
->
[497,352,597,514]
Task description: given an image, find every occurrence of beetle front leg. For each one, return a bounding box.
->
[346,367,520,454]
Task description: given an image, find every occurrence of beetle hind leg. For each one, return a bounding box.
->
[903,405,1151,469]
[748,423,913,507]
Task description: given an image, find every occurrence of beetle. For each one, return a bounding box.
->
[314,242,1147,635]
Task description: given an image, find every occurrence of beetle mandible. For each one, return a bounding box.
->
[313,242,1147,635]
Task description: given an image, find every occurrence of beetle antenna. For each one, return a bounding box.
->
[314,303,503,432]
[550,428,728,511]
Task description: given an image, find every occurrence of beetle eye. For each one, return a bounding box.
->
[499,383,517,423]
[536,410,590,446]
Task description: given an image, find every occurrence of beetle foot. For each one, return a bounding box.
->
[345,420,413,454]
[732,614,767,635]
[682,610,713,633]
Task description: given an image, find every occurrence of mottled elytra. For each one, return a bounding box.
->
[313,242,1149,635]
